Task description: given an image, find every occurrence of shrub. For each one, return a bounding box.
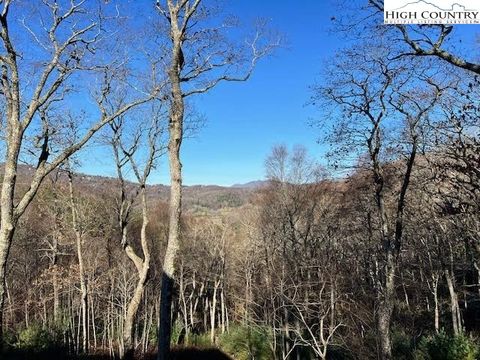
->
[189,333,212,348]
[1,329,17,350]
[149,323,158,344]
[392,328,414,360]
[327,345,356,360]
[16,325,56,352]
[413,331,478,360]
[218,325,272,360]
[171,320,183,345]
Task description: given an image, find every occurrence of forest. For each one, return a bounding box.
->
[0,0,479,360]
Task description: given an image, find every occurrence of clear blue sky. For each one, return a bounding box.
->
[80,0,338,186]
[77,1,479,186]
[178,1,338,186]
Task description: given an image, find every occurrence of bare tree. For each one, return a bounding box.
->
[314,41,444,359]
[153,1,279,358]
[287,281,343,360]
[368,0,480,75]
[66,164,88,354]
[36,172,66,326]
[110,104,166,359]
[0,1,157,343]
[256,145,350,360]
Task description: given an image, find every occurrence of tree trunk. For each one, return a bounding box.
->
[377,272,395,360]
[123,276,147,359]
[179,265,189,343]
[374,188,395,360]
[158,15,185,360]
[0,226,14,346]
[432,274,440,333]
[68,171,88,354]
[220,288,226,334]
[0,133,21,345]
[445,269,462,335]
[123,189,150,360]
[91,294,97,351]
[51,193,61,325]
[210,280,219,344]
[53,266,60,324]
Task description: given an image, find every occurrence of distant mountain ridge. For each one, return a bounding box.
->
[5,164,260,210]
[230,180,269,189]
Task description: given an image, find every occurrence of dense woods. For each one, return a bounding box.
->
[0,0,479,360]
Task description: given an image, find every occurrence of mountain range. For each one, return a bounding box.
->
[9,164,267,211]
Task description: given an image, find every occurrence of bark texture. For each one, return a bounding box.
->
[158,2,187,358]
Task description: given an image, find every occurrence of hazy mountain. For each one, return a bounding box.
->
[230,180,269,189]
[7,164,256,210]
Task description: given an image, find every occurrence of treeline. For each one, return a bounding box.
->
[2,132,479,360]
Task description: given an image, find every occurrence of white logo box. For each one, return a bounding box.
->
[384,0,480,24]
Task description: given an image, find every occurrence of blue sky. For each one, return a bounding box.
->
[77,1,479,186]
[177,1,338,186]
[173,1,480,186]
[80,0,339,186]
